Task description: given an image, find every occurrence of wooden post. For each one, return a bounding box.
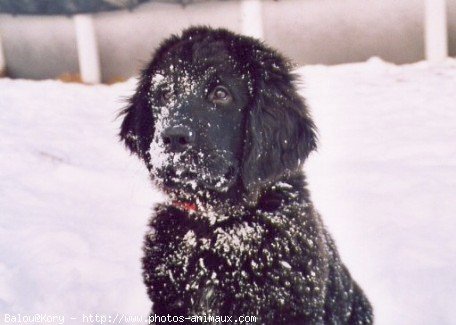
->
[0,31,6,77]
[424,0,448,63]
[241,0,263,40]
[74,14,101,83]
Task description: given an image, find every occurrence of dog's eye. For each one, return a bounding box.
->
[209,86,231,104]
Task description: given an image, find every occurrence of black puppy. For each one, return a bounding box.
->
[120,26,373,324]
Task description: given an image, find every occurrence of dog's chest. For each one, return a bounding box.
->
[153,217,267,288]
[146,205,328,319]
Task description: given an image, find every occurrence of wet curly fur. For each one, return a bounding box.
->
[120,27,373,324]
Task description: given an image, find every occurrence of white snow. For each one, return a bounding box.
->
[300,58,456,325]
[0,78,157,317]
[1,58,455,324]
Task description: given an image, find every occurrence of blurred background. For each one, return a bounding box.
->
[0,0,455,83]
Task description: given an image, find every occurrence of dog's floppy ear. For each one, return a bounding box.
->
[241,68,317,201]
[119,73,154,165]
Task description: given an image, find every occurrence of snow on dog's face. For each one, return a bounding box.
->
[146,44,249,195]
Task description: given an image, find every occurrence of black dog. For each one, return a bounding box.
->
[120,26,373,324]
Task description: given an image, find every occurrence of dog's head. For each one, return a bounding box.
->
[120,27,317,204]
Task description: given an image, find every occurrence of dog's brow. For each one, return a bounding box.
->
[203,72,220,85]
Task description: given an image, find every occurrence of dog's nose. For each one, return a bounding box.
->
[161,126,195,152]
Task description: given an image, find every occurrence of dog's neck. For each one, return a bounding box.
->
[168,171,310,216]
[256,172,310,212]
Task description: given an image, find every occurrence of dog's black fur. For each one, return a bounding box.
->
[120,26,373,324]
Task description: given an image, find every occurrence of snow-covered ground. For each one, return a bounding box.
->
[1,58,455,324]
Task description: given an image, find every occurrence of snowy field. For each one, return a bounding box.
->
[1,58,455,324]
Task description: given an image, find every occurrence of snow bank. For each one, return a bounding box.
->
[0,78,157,316]
[1,58,455,324]
[301,58,456,325]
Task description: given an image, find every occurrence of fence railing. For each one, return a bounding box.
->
[0,0,451,83]
[424,0,448,63]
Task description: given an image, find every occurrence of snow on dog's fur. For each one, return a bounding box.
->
[120,26,373,324]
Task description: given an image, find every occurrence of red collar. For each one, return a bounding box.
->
[172,200,198,213]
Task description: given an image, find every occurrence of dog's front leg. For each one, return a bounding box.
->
[191,283,223,320]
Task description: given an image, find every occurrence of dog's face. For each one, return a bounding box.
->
[120,27,317,204]
[147,45,250,194]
